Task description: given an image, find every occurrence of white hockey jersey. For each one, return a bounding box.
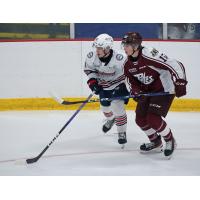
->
[84,50,127,90]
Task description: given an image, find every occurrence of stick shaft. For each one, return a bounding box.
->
[26,93,94,164]
[62,99,99,105]
[101,92,170,101]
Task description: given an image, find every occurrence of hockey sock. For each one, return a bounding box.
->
[115,114,127,133]
[146,113,173,142]
[135,115,159,142]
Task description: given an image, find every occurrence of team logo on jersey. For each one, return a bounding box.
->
[87,51,93,58]
[116,54,123,61]
[129,68,137,73]
[134,72,154,85]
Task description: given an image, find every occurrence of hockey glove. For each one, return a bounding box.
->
[175,79,187,98]
[87,78,102,95]
[131,89,144,102]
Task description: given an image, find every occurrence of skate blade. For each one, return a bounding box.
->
[164,155,173,160]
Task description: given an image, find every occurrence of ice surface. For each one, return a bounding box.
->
[0,110,200,175]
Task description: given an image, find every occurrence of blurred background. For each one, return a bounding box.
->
[0,23,200,40]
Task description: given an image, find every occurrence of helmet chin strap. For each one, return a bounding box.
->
[131,49,136,56]
[131,45,140,57]
[102,49,110,58]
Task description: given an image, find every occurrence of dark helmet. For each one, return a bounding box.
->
[121,32,142,49]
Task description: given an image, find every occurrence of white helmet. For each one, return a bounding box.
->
[92,33,113,50]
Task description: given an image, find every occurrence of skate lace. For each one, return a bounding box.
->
[118,132,126,139]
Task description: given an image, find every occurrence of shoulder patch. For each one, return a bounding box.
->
[87,51,94,59]
[116,54,124,61]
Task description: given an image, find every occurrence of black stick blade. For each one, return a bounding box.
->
[26,157,39,164]
[62,99,99,105]
[26,146,49,164]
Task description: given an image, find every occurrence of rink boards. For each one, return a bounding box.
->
[0,39,200,111]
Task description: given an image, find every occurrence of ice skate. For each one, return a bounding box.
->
[140,135,163,153]
[164,137,177,159]
[102,118,115,133]
[118,132,127,149]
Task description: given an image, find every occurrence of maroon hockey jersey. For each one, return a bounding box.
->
[124,47,187,94]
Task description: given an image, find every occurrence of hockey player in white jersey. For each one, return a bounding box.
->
[84,33,129,146]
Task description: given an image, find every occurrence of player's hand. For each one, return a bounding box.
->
[131,90,143,102]
[87,78,102,95]
[175,79,187,98]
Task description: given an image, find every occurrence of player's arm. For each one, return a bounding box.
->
[84,52,98,79]
[144,48,186,79]
[143,48,187,97]
[84,53,101,95]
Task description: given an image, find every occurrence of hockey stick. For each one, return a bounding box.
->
[101,92,170,101]
[49,92,99,105]
[62,99,99,105]
[51,91,170,105]
[25,92,95,164]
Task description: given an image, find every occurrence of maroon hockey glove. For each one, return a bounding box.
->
[131,88,143,102]
[87,78,102,95]
[175,79,187,98]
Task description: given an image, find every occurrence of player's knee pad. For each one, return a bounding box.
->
[135,114,148,128]
[101,105,112,113]
[111,100,125,116]
[146,112,163,130]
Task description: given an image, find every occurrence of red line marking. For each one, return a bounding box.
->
[0,147,200,164]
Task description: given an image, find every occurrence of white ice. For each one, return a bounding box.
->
[0,110,200,175]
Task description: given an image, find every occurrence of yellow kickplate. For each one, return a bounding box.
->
[0,97,200,112]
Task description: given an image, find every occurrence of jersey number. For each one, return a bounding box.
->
[159,53,168,62]
[151,48,159,57]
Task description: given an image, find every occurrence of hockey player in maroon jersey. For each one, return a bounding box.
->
[121,32,187,158]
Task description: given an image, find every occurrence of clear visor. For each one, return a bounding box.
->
[93,42,112,51]
[92,41,104,48]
